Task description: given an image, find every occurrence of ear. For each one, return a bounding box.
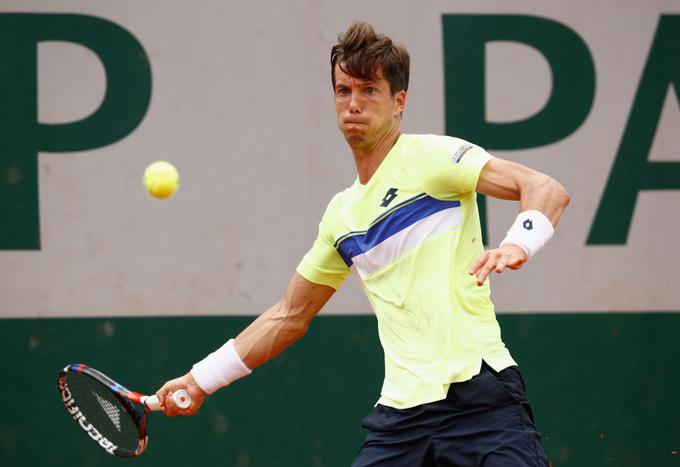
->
[393,90,406,116]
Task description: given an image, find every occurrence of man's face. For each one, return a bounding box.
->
[333,64,406,150]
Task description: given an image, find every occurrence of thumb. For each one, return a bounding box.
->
[507,253,527,269]
[155,383,173,410]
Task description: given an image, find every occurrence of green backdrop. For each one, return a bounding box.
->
[1,313,679,466]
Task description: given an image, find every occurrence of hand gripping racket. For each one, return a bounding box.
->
[57,363,192,457]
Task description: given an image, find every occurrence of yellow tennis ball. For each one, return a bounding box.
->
[143,161,179,199]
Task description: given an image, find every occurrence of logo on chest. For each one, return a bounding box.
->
[380,188,399,207]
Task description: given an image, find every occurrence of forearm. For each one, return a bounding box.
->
[187,273,332,396]
[476,158,570,227]
[155,300,313,414]
[518,174,570,227]
[233,272,334,370]
[234,301,310,370]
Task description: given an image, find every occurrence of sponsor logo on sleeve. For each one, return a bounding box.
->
[450,144,472,164]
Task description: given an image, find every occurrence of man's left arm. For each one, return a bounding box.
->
[469,157,570,286]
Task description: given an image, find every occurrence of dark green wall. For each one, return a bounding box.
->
[1,314,679,466]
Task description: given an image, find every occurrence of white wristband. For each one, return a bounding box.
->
[190,339,252,394]
[500,210,554,259]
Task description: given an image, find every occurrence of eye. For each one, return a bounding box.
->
[366,87,376,94]
[336,87,349,96]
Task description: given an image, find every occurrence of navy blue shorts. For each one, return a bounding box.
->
[352,363,550,467]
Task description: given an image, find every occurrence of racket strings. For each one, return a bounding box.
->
[92,391,123,432]
[64,372,142,454]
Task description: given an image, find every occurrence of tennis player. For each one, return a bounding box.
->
[156,22,568,466]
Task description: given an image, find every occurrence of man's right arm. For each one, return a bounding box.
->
[156,272,335,416]
[234,272,336,369]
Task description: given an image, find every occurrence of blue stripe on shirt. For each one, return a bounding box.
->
[335,196,461,267]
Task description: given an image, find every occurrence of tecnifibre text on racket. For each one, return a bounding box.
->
[57,363,192,457]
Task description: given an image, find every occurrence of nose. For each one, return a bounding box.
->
[349,90,361,114]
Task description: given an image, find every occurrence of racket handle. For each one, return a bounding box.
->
[173,389,193,409]
[143,395,162,411]
[142,390,192,411]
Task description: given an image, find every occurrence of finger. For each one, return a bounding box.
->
[476,255,497,285]
[167,394,199,417]
[162,390,181,417]
[155,385,171,411]
[155,374,203,417]
[468,251,489,275]
[495,257,508,273]
[168,391,198,416]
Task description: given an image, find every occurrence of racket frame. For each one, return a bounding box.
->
[57,363,151,457]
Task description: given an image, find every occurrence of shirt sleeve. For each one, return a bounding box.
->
[407,135,493,199]
[296,209,351,290]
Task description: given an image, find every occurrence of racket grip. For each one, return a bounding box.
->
[172,389,192,409]
[143,395,162,411]
[142,390,193,411]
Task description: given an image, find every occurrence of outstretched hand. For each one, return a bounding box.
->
[155,372,207,417]
[468,244,528,286]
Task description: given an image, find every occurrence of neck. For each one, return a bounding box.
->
[352,126,401,184]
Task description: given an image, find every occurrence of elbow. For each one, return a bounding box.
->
[544,178,570,228]
[535,174,570,209]
[553,180,570,209]
[271,303,311,341]
[288,317,311,340]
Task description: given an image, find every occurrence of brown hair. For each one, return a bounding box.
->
[331,22,410,95]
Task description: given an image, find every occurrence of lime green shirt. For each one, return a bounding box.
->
[297,134,516,409]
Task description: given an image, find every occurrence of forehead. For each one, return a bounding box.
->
[334,63,386,86]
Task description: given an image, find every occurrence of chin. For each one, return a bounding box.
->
[343,128,365,142]
[345,134,367,147]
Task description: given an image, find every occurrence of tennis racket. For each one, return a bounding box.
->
[57,363,192,457]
